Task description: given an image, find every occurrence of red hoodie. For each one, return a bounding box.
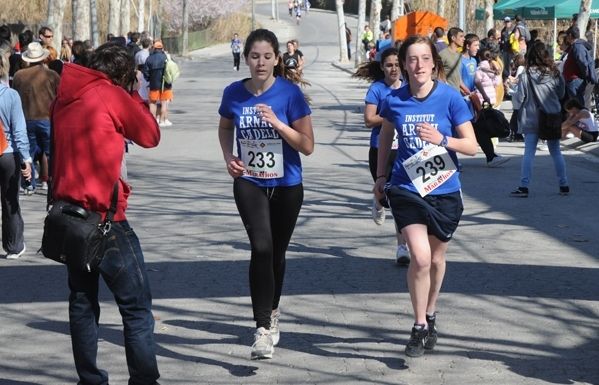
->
[51,63,160,221]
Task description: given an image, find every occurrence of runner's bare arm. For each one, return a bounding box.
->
[374,118,394,200]
[417,121,477,156]
[364,103,384,128]
[255,104,314,156]
[218,116,245,177]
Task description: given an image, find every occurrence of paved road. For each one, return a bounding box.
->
[1,3,598,385]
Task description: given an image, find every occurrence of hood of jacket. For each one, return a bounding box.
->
[574,39,592,51]
[527,67,559,85]
[56,63,114,106]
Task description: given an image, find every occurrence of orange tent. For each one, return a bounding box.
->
[392,11,448,42]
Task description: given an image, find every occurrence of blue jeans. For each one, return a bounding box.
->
[25,119,51,190]
[566,78,587,107]
[520,133,568,188]
[68,221,160,385]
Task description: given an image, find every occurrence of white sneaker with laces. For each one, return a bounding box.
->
[40,181,48,190]
[6,245,26,260]
[537,141,548,151]
[251,327,274,360]
[395,244,410,266]
[270,309,280,346]
[371,197,385,225]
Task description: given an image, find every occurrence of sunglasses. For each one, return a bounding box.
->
[44,35,54,38]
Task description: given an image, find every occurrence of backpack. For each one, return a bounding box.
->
[517,24,531,42]
[163,55,180,84]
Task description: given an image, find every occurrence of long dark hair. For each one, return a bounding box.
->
[398,35,445,81]
[526,40,559,77]
[352,47,399,82]
[243,28,308,86]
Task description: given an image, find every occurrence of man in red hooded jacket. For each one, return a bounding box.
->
[51,43,161,385]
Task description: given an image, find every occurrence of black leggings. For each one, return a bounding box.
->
[368,147,397,182]
[233,178,303,329]
[474,123,497,162]
[232,52,240,70]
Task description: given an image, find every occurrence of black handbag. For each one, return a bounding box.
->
[41,184,118,272]
[527,70,562,140]
[474,102,510,138]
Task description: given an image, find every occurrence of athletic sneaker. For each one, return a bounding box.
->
[510,187,529,198]
[251,327,274,360]
[371,197,385,225]
[487,155,509,168]
[559,186,570,196]
[395,244,410,266]
[270,309,280,346]
[405,324,428,357]
[565,132,575,139]
[537,140,548,151]
[6,245,26,260]
[424,313,438,350]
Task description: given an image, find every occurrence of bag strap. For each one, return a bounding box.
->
[105,183,119,223]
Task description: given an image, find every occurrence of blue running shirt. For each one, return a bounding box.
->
[365,79,395,148]
[219,77,311,187]
[379,81,472,195]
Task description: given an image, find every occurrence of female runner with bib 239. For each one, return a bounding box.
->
[218,29,314,360]
[374,36,477,358]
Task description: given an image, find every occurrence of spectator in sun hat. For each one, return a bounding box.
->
[12,42,60,194]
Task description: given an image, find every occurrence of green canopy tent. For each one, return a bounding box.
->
[476,0,599,58]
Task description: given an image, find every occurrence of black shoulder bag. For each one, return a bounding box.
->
[41,184,118,272]
[41,105,119,273]
[527,70,562,140]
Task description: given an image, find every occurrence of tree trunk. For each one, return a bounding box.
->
[72,0,91,41]
[182,0,189,55]
[484,0,494,35]
[138,0,145,32]
[369,0,382,37]
[355,0,366,66]
[437,0,445,18]
[391,0,400,20]
[108,0,121,36]
[46,0,67,53]
[336,0,348,63]
[90,0,100,47]
[577,0,592,40]
[121,0,131,35]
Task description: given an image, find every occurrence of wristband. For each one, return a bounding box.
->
[376,175,386,180]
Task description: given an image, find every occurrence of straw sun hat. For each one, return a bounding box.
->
[22,42,50,63]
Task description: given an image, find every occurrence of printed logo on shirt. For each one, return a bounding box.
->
[401,113,438,149]
[238,106,281,140]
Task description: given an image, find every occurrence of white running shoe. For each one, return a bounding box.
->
[251,327,274,359]
[270,309,280,346]
[565,132,574,139]
[537,141,548,151]
[371,197,385,225]
[395,244,410,266]
[6,245,26,260]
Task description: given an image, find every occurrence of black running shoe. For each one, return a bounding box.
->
[510,187,529,198]
[424,314,438,350]
[405,325,428,357]
[559,186,570,196]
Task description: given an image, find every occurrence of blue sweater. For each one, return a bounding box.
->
[0,83,31,162]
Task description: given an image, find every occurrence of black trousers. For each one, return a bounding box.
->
[233,52,241,70]
[0,153,25,253]
[233,178,303,329]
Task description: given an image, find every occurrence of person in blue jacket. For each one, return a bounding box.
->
[0,53,32,259]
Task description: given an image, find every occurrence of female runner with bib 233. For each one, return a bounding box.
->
[218,28,314,360]
[374,35,477,358]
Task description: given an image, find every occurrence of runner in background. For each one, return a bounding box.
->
[352,47,411,265]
